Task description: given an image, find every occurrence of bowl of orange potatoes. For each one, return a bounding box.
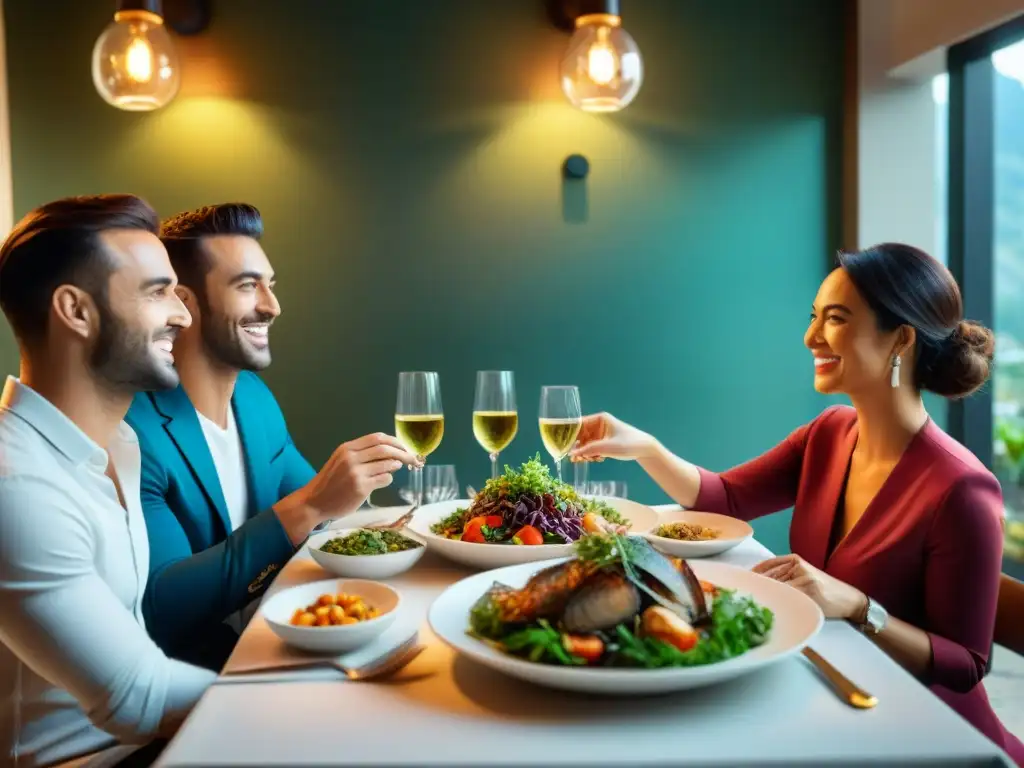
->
[261,578,400,654]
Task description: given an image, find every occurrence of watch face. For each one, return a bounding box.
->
[866,600,886,631]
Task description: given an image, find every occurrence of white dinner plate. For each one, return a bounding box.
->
[406,496,659,570]
[428,558,823,696]
[641,510,753,558]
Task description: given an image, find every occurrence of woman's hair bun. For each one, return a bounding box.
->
[918,320,995,399]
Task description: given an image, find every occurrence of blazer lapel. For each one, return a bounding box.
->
[151,386,233,536]
[231,387,273,518]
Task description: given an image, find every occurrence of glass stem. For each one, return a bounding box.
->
[490,452,498,480]
[555,456,563,483]
[411,461,424,506]
[574,459,588,493]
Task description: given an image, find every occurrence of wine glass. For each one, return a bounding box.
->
[538,385,581,483]
[395,372,444,506]
[473,371,518,479]
[425,464,459,503]
[597,481,628,498]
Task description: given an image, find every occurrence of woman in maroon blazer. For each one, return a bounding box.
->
[573,243,1024,765]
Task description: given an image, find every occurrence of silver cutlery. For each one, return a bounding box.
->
[347,637,425,681]
[366,506,418,530]
[802,647,877,709]
[217,634,425,684]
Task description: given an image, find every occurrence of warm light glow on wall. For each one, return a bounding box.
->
[109,98,321,193]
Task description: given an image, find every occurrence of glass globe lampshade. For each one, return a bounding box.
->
[560,12,643,113]
[92,2,181,112]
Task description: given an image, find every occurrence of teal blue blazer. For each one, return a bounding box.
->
[125,372,316,665]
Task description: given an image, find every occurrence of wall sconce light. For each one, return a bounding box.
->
[92,0,211,112]
[548,0,643,113]
[562,154,590,179]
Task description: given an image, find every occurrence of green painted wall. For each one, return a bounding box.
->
[3,0,845,554]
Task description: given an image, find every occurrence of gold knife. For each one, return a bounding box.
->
[802,647,878,709]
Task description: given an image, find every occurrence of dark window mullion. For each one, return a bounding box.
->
[946,44,995,469]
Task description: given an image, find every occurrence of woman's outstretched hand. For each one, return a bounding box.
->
[569,412,659,462]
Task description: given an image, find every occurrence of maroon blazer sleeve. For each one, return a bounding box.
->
[923,474,1005,693]
[691,409,834,521]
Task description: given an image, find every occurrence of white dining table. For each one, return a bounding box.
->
[154,504,1016,767]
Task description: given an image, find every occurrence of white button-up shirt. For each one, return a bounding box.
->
[0,377,216,767]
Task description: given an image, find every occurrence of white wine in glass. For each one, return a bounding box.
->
[472,370,518,479]
[395,372,443,505]
[538,385,581,483]
[394,414,445,457]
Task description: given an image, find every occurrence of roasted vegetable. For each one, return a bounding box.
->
[641,606,698,652]
[562,633,604,663]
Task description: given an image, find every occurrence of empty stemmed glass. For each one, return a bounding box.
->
[591,481,628,498]
[424,465,459,503]
[472,371,518,480]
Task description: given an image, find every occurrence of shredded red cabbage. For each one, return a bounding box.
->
[504,493,586,543]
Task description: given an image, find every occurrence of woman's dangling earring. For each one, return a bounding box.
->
[890,354,901,388]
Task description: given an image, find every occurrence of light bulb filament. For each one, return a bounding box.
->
[125,37,154,83]
[587,42,617,85]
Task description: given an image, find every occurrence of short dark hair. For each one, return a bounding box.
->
[0,194,160,344]
[837,243,995,399]
[159,203,263,292]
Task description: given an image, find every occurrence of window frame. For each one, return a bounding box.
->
[946,14,1024,469]
[947,14,1024,581]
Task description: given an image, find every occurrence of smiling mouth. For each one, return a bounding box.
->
[153,338,174,355]
[242,323,270,346]
[814,356,840,371]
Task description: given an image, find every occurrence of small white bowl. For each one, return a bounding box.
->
[261,578,400,654]
[641,510,753,558]
[306,528,426,579]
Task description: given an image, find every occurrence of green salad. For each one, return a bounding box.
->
[467,532,774,668]
[430,456,628,545]
[319,529,421,556]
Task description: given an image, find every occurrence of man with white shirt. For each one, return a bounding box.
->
[0,194,214,767]
[125,203,418,670]
[0,197,415,767]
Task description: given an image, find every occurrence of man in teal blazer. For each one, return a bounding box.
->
[126,203,418,668]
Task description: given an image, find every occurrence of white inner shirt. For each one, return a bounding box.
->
[197,406,249,533]
[197,405,259,634]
